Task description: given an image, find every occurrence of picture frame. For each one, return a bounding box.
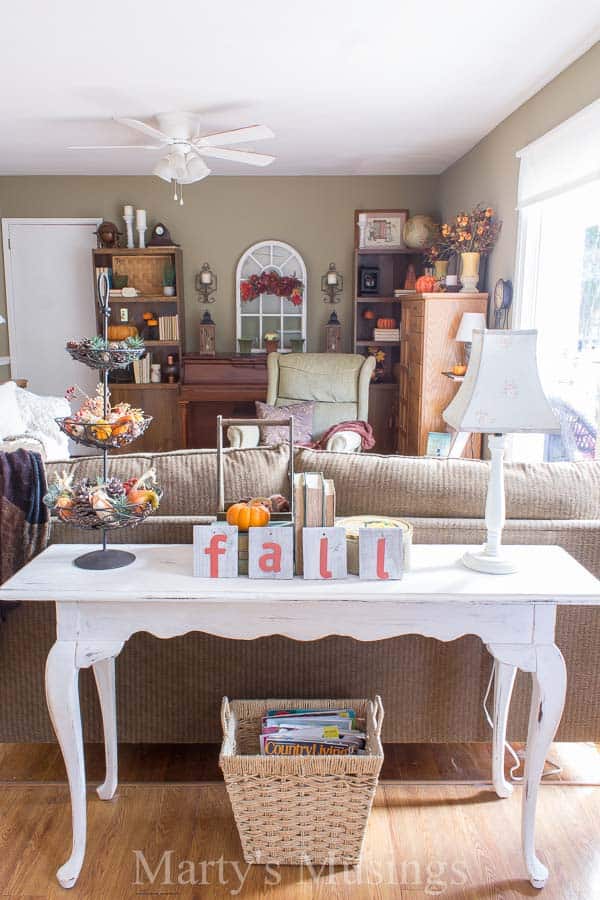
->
[356,209,408,251]
[425,432,452,459]
[359,267,380,294]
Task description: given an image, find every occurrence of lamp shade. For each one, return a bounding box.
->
[455,312,487,342]
[443,329,560,434]
[0,313,5,325]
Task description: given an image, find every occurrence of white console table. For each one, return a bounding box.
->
[1,543,599,890]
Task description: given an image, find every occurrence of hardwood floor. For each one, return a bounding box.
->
[1,743,599,898]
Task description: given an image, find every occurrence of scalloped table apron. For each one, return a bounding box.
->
[1,543,599,890]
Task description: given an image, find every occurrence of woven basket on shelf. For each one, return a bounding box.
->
[219,696,384,866]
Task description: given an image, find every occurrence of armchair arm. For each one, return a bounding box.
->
[325,430,363,453]
[227,424,260,449]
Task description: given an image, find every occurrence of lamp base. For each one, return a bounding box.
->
[461,548,517,575]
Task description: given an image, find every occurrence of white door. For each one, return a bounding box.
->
[3,219,100,396]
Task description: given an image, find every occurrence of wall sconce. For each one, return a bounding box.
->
[195,263,217,303]
[321,262,343,304]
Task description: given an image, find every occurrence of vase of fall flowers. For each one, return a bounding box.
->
[439,205,501,292]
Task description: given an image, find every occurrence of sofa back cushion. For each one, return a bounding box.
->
[45,446,291,517]
[294,449,600,520]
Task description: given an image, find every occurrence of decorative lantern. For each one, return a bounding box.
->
[321,262,343,304]
[325,310,342,353]
[195,263,217,303]
[199,310,216,356]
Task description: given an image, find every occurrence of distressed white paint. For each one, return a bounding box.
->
[193,524,238,578]
[248,526,294,580]
[302,527,347,580]
[359,527,404,581]
[2,544,598,890]
[0,4,596,176]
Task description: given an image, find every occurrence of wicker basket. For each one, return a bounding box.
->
[219,696,384,866]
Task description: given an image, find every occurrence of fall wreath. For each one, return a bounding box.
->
[240,270,303,306]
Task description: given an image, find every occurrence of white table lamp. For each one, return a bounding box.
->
[443,329,559,574]
[455,312,487,364]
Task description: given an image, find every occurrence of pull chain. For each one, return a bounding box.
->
[179,183,184,206]
[173,179,178,202]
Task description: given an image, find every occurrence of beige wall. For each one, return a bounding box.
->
[0,175,439,364]
[440,42,600,295]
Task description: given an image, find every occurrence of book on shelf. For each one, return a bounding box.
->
[158,314,179,342]
[373,329,400,341]
[132,352,152,384]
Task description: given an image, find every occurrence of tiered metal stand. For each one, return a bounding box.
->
[64,272,150,570]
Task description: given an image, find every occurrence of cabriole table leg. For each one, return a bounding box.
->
[45,641,86,890]
[492,659,517,798]
[93,656,118,800]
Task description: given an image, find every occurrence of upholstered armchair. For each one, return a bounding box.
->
[227,352,376,452]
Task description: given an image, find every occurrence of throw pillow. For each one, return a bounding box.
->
[0,381,26,439]
[255,400,314,446]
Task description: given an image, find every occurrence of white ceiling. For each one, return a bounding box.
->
[0,1,598,177]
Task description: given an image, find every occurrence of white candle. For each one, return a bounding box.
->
[200,270,212,284]
[136,209,147,227]
[123,205,133,217]
[327,270,338,285]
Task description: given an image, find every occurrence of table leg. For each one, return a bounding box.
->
[522,644,566,889]
[492,659,517,798]
[93,656,118,800]
[45,641,86,890]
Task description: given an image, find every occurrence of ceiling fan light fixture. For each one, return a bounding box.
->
[152,156,174,183]
[184,154,211,182]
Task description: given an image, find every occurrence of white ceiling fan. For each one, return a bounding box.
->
[69,111,275,204]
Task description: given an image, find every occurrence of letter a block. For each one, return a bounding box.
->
[302,527,347,580]
[193,524,238,577]
[358,527,404,580]
[248,526,294,579]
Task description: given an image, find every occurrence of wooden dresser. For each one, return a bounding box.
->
[397,292,488,457]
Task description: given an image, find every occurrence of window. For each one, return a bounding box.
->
[236,240,307,352]
[513,101,600,462]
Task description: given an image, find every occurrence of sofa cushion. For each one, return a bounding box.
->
[45,446,291,518]
[294,448,600,520]
[0,381,26,438]
[256,399,314,445]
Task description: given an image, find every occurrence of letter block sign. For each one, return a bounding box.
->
[358,527,404,580]
[302,527,347,580]
[248,526,294,579]
[193,524,238,578]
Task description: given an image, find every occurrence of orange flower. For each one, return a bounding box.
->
[485,207,493,217]
[463,232,472,241]
[477,225,484,235]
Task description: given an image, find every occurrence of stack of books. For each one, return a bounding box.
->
[373,328,400,342]
[393,288,415,297]
[293,472,336,574]
[158,314,179,341]
[132,353,151,384]
[260,707,366,756]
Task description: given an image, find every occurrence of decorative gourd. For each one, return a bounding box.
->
[415,275,437,293]
[226,500,271,531]
[107,325,138,341]
[362,308,377,320]
[376,318,397,329]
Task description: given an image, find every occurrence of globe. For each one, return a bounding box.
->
[403,215,438,249]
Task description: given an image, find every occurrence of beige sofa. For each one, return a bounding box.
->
[1,446,599,743]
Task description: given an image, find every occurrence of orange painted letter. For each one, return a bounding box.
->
[259,542,282,573]
[319,537,332,579]
[376,537,390,580]
[204,533,227,578]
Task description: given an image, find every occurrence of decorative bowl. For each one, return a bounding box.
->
[47,487,163,531]
[66,343,146,370]
[55,416,153,450]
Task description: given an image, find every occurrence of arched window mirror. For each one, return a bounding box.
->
[236,240,307,352]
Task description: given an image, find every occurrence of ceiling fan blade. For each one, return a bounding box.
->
[195,124,274,146]
[115,117,171,143]
[68,145,163,150]
[194,146,275,166]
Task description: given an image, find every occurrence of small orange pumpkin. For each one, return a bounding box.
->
[226,500,271,531]
[108,324,138,341]
[362,308,377,320]
[376,317,397,329]
[415,275,437,293]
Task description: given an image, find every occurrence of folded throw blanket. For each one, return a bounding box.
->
[306,420,376,452]
[0,450,49,618]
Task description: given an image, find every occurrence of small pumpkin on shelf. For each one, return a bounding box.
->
[415,275,437,293]
[107,324,138,341]
[362,308,377,320]
[226,499,271,531]
[376,317,397,330]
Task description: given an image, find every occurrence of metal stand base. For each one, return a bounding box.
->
[74,549,136,570]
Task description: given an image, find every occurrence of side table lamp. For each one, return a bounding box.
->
[443,329,559,574]
[455,312,487,365]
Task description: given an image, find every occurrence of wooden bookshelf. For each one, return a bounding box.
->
[92,247,185,451]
